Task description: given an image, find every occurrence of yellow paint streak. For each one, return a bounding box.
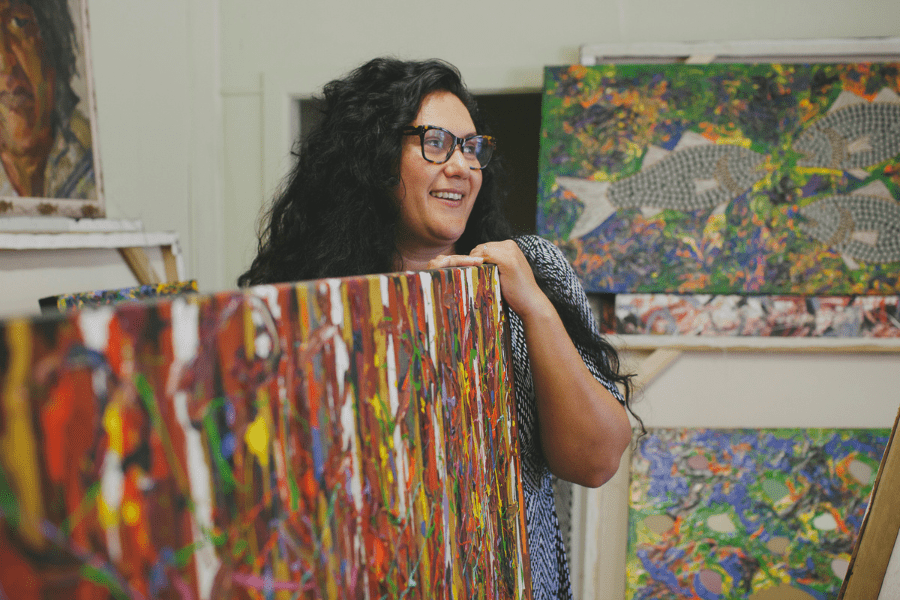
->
[257,388,273,499]
[102,402,124,456]
[245,413,270,468]
[0,321,45,548]
[296,285,310,336]
[317,494,337,598]
[243,299,257,361]
[418,485,431,585]
[273,551,291,600]
[97,497,118,528]
[340,283,353,348]
[122,500,141,526]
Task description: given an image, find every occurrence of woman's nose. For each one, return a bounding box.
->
[443,144,471,175]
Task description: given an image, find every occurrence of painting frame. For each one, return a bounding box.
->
[0,0,105,218]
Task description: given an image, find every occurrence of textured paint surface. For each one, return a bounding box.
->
[606,293,900,337]
[41,280,199,312]
[0,265,531,599]
[538,63,900,294]
[627,428,889,600]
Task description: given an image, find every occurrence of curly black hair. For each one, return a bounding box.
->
[239,57,511,285]
[239,57,638,428]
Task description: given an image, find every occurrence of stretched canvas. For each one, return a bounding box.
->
[0,266,531,599]
[39,280,198,313]
[539,63,900,294]
[0,0,103,217]
[627,428,890,600]
[608,293,900,337]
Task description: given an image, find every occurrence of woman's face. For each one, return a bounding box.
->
[395,90,482,257]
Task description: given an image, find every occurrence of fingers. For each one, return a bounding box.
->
[470,240,518,264]
[426,254,484,270]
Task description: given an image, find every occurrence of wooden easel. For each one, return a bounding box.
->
[0,217,183,285]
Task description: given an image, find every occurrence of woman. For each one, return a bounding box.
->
[239,57,638,599]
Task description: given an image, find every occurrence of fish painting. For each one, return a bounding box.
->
[556,131,766,238]
[794,88,900,179]
[800,180,900,270]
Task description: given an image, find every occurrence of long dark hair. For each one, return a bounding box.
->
[238,57,509,285]
[239,57,639,430]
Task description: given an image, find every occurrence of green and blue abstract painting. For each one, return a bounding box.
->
[538,63,900,294]
[627,428,889,599]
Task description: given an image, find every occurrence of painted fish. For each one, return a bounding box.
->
[794,88,900,178]
[556,131,766,238]
[799,180,900,269]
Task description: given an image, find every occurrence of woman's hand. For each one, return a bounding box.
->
[469,241,551,318]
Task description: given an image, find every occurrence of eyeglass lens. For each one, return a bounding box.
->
[422,127,493,168]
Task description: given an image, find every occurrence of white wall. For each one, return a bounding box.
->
[86,0,223,292]
[217,0,900,290]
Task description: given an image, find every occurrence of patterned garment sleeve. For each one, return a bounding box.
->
[514,235,625,404]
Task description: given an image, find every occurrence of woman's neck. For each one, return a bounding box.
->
[394,242,456,271]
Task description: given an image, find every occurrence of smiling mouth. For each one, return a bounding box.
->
[431,191,463,201]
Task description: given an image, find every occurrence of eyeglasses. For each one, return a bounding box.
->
[402,125,495,170]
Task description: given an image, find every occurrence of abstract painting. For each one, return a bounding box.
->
[0,266,531,599]
[39,280,198,313]
[627,428,890,600]
[539,62,900,294]
[0,0,103,218]
[607,293,900,337]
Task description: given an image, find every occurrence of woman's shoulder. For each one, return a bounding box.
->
[512,235,577,279]
[513,234,569,264]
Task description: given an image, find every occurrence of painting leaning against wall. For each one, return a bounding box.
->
[627,428,890,600]
[0,0,103,218]
[607,293,900,337]
[538,62,900,295]
[0,265,531,599]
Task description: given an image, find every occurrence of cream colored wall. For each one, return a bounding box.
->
[85,0,223,293]
[216,0,899,290]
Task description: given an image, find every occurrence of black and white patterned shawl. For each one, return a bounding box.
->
[509,235,624,600]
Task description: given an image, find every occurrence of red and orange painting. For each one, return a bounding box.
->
[0,265,530,599]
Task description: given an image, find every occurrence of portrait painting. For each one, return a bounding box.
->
[538,63,900,295]
[0,0,103,218]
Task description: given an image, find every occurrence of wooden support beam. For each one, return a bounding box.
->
[118,247,161,285]
[161,245,179,283]
[839,406,900,598]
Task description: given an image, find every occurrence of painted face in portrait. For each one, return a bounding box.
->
[395,90,483,258]
[0,0,56,157]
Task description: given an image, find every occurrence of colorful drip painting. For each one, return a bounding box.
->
[607,293,900,337]
[627,428,890,600]
[539,62,900,294]
[0,0,104,218]
[0,266,531,599]
[39,280,199,314]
